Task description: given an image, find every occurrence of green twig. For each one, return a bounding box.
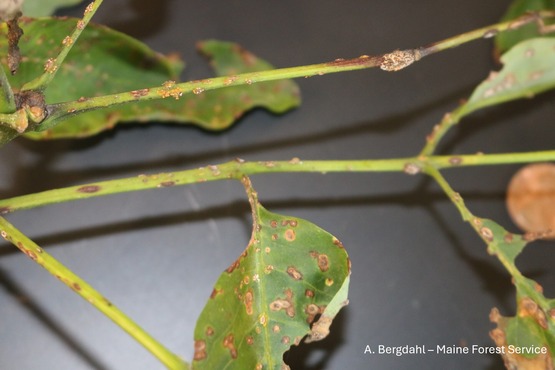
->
[419,105,467,157]
[21,0,104,92]
[422,165,552,311]
[0,109,26,132]
[39,11,555,131]
[1,150,554,214]
[0,216,189,370]
[417,10,555,56]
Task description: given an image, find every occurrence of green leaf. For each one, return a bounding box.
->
[0,18,300,140]
[22,0,83,17]
[474,218,527,262]
[192,195,350,369]
[459,37,555,117]
[506,316,547,358]
[491,310,554,367]
[495,0,555,54]
[469,217,555,364]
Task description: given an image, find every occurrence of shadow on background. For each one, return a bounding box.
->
[55,0,171,40]
[0,267,109,370]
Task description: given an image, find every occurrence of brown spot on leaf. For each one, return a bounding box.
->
[480,227,494,242]
[305,289,315,298]
[226,259,240,273]
[244,289,254,316]
[280,219,298,227]
[310,251,330,271]
[77,185,101,193]
[332,237,344,248]
[269,289,295,317]
[503,233,514,243]
[206,326,214,336]
[193,340,207,361]
[210,288,223,299]
[305,304,320,315]
[286,266,303,280]
[223,334,238,359]
[281,336,290,344]
[284,229,296,241]
[519,297,548,329]
[489,304,552,369]
[270,220,278,228]
[305,304,321,323]
[246,336,254,345]
[273,324,280,333]
[305,315,333,343]
[489,307,501,323]
[0,207,12,215]
[318,254,329,272]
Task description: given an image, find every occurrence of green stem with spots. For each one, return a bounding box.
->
[422,165,554,314]
[419,105,467,157]
[421,165,475,222]
[1,150,554,214]
[418,10,554,56]
[38,11,555,131]
[0,216,189,370]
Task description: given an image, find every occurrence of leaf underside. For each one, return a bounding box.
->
[192,201,350,369]
[0,18,300,140]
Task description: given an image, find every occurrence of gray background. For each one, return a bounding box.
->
[1,1,554,369]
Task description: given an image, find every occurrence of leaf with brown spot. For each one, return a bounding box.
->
[459,38,555,118]
[469,217,555,364]
[0,18,300,144]
[192,181,350,369]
